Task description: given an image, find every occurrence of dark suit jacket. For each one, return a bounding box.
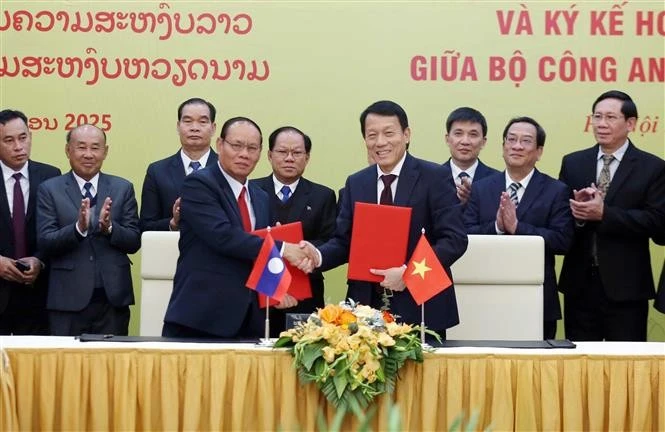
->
[37,172,141,311]
[655,260,665,314]
[0,160,61,324]
[558,142,665,302]
[251,175,337,310]
[442,158,500,189]
[464,169,574,321]
[319,153,468,331]
[164,165,273,337]
[139,149,217,232]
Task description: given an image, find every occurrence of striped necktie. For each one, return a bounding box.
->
[508,182,521,205]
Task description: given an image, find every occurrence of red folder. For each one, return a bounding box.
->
[347,202,412,282]
[252,222,312,307]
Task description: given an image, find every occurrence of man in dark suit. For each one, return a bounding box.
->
[251,126,337,336]
[310,100,468,338]
[37,124,141,336]
[140,97,218,232]
[442,107,499,205]
[559,90,665,341]
[464,116,574,339]
[162,117,312,339]
[656,261,665,314]
[0,109,61,335]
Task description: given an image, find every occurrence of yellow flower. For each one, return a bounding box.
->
[339,310,357,326]
[377,332,395,347]
[319,304,343,324]
[322,346,336,363]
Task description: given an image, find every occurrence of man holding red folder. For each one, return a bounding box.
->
[312,100,468,338]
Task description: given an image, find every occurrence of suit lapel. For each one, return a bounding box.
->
[517,169,545,218]
[287,178,311,222]
[0,172,11,233]
[65,172,83,209]
[213,167,243,226]
[204,149,217,167]
[248,183,268,229]
[394,154,419,206]
[583,145,600,187]
[605,142,636,203]
[168,152,186,195]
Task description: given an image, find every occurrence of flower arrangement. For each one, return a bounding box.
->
[275,299,432,411]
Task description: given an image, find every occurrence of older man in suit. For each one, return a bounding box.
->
[37,124,141,336]
[251,126,336,335]
[140,97,218,232]
[162,117,313,339]
[0,109,61,335]
[464,116,574,339]
[559,90,665,341]
[442,107,499,205]
[309,100,468,338]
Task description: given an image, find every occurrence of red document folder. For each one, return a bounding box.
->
[347,202,412,282]
[252,222,312,307]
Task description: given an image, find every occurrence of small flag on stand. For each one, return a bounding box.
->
[246,233,291,301]
[402,233,452,305]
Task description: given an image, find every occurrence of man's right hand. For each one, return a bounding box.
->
[283,241,319,273]
[77,197,91,233]
[456,177,472,205]
[169,197,182,231]
[0,256,25,283]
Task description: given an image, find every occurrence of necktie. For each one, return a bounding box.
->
[83,182,97,207]
[597,154,614,195]
[458,171,470,185]
[379,174,397,205]
[508,182,521,205]
[12,173,27,259]
[237,186,252,231]
[280,185,292,203]
[189,161,202,173]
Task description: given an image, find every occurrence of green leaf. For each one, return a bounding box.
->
[332,370,348,399]
[300,341,326,370]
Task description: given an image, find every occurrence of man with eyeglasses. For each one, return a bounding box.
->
[464,116,574,339]
[139,97,218,232]
[163,117,315,339]
[251,126,336,336]
[558,90,665,342]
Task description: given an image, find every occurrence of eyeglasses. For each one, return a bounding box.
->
[504,136,535,146]
[272,149,306,159]
[591,113,624,124]
[223,139,261,155]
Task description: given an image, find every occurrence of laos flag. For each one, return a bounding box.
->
[246,232,291,302]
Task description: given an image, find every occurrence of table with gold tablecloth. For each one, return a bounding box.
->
[1,337,663,431]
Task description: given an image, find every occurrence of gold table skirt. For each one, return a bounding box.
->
[2,344,664,431]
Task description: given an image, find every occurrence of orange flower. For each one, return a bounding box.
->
[319,304,342,324]
[339,310,357,326]
[382,310,395,323]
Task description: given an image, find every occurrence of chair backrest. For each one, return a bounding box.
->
[140,231,180,336]
[448,235,544,340]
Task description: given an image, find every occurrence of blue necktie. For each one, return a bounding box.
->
[281,185,292,203]
[83,182,97,207]
[189,161,202,172]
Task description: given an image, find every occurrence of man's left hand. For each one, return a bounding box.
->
[19,256,41,284]
[370,266,406,291]
[570,190,604,221]
[98,197,113,234]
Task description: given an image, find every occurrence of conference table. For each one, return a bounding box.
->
[1,337,663,431]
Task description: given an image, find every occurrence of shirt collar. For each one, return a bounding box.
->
[449,159,479,179]
[597,140,629,162]
[272,174,300,196]
[217,161,249,201]
[72,171,100,193]
[375,151,407,179]
[1,160,29,183]
[505,168,535,190]
[180,148,211,171]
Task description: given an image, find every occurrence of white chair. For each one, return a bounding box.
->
[447,235,545,340]
[140,232,180,336]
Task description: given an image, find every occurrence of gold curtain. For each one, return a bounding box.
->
[1,348,663,431]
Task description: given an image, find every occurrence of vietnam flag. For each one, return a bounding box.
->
[246,233,291,302]
[402,234,452,305]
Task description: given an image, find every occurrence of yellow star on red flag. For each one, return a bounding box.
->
[411,258,431,279]
[402,233,452,305]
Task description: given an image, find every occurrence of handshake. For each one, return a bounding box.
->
[283,241,321,273]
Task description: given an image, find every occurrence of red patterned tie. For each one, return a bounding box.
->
[237,186,252,231]
[12,173,27,259]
